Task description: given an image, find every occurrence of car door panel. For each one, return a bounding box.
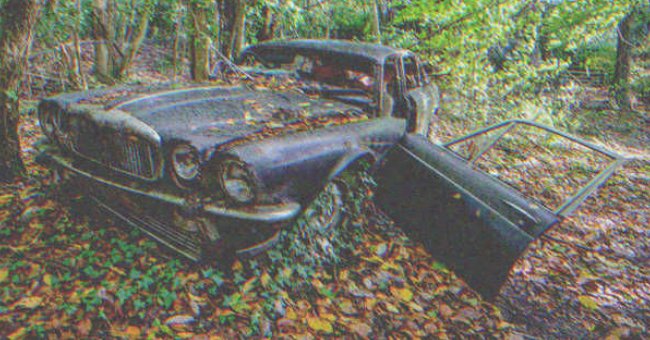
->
[374,134,559,299]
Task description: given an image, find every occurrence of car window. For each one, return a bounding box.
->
[403,55,421,89]
[384,59,399,95]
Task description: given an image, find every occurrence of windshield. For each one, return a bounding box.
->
[238,51,380,109]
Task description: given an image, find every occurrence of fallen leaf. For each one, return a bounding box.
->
[307,316,333,334]
[384,302,400,313]
[77,318,92,337]
[165,314,195,326]
[375,243,388,257]
[0,193,13,206]
[338,299,357,315]
[14,296,43,309]
[349,322,372,337]
[176,332,196,339]
[277,318,296,330]
[578,295,599,310]
[390,286,414,302]
[241,277,257,293]
[43,274,52,286]
[285,307,297,320]
[0,268,8,283]
[439,304,453,318]
[452,307,480,323]
[190,299,201,316]
[408,301,424,312]
[7,327,28,340]
[260,271,271,287]
[320,312,336,322]
[124,326,141,337]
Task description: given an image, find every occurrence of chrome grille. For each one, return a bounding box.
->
[110,138,157,179]
[90,195,201,260]
[70,120,161,180]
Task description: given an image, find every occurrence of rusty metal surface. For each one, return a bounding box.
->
[227,117,406,204]
[42,86,362,154]
[240,39,407,65]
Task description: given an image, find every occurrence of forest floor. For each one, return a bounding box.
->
[0,45,648,338]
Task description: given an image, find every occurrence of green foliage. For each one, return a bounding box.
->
[573,40,617,74]
[36,0,93,48]
[388,0,639,125]
[631,75,650,101]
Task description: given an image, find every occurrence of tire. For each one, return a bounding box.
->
[292,180,347,262]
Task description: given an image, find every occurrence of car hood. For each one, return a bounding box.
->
[44,85,361,152]
[111,86,360,151]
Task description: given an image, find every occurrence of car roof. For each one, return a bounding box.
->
[240,39,408,65]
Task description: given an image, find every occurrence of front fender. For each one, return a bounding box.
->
[226,118,404,204]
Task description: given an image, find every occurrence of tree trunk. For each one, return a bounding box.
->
[0,0,40,182]
[92,0,117,84]
[118,11,150,77]
[213,0,222,51]
[92,0,151,84]
[60,0,87,91]
[188,1,211,82]
[257,5,276,42]
[221,0,234,60]
[613,10,636,112]
[369,0,381,43]
[231,0,247,59]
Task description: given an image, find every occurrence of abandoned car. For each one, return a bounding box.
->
[36,40,624,298]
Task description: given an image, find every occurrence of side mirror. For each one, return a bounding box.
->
[422,62,450,83]
[420,62,437,85]
[422,62,436,76]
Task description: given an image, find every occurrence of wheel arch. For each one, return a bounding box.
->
[326,149,376,183]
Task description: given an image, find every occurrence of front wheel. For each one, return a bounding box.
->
[294,181,346,261]
[305,182,345,233]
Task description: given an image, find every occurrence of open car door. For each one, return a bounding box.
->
[374,120,626,299]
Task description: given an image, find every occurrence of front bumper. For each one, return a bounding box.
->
[36,146,301,260]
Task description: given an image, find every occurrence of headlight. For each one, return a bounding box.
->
[41,109,77,150]
[171,144,200,181]
[58,115,80,151]
[38,109,56,140]
[220,159,256,204]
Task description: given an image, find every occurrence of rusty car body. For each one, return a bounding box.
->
[36,40,624,298]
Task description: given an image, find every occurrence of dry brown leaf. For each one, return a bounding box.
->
[285,307,297,320]
[7,327,28,340]
[260,271,271,287]
[165,314,195,326]
[306,316,333,334]
[439,304,454,318]
[14,296,43,309]
[42,273,52,286]
[338,299,357,315]
[124,326,141,337]
[390,286,414,302]
[0,194,13,206]
[578,295,599,310]
[349,322,372,337]
[77,318,92,337]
